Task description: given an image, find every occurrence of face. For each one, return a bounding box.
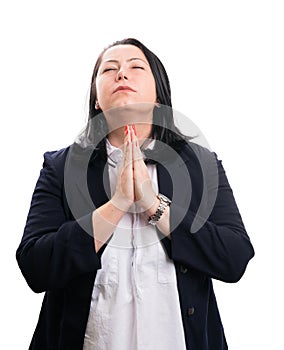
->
[95,45,157,112]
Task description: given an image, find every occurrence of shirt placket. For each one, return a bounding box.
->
[130,204,143,349]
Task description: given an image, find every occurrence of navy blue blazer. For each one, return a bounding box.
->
[16,141,254,349]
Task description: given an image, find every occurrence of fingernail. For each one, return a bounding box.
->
[132,125,137,135]
[124,125,128,134]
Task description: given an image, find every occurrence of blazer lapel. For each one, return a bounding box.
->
[64,145,110,220]
[156,154,192,204]
[156,162,173,200]
[156,154,193,257]
[87,156,111,209]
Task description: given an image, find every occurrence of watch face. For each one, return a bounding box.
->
[159,194,171,204]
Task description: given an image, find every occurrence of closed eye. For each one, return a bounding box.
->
[132,66,145,70]
[102,68,116,73]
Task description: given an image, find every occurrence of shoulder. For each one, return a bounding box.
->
[43,143,103,176]
[178,142,221,189]
[179,141,217,164]
[43,146,71,163]
[41,146,72,185]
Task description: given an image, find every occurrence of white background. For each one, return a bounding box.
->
[1,0,283,349]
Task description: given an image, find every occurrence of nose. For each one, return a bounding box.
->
[116,68,128,81]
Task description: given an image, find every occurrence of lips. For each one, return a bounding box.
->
[113,85,136,93]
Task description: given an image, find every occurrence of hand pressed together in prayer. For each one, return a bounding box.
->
[112,124,160,214]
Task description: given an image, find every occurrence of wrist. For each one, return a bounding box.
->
[147,194,171,226]
[111,193,133,213]
[145,196,160,217]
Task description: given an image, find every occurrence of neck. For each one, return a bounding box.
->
[107,123,152,148]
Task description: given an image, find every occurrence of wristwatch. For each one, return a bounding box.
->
[148,194,172,226]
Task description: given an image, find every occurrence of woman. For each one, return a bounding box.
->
[16,38,254,350]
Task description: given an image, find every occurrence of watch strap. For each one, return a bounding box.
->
[148,194,171,226]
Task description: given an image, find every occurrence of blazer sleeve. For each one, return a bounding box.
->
[168,151,255,283]
[16,151,101,293]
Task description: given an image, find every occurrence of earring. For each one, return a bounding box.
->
[95,101,100,110]
[155,99,161,108]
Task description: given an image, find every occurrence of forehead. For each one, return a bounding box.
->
[101,44,148,63]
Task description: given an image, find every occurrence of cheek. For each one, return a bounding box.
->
[95,80,106,102]
[143,78,157,101]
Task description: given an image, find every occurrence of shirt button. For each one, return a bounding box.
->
[187,307,195,316]
[180,265,188,274]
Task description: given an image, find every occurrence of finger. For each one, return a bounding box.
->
[131,125,143,163]
[130,124,139,146]
[123,125,131,146]
[123,125,132,168]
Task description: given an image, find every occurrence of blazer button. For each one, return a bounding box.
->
[180,265,188,274]
[187,307,195,316]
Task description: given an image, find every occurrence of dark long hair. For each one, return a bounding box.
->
[77,38,192,162]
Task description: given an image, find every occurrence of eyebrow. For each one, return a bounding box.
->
[102,57,149,65]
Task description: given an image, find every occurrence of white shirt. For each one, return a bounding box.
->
[83,139,187,350]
